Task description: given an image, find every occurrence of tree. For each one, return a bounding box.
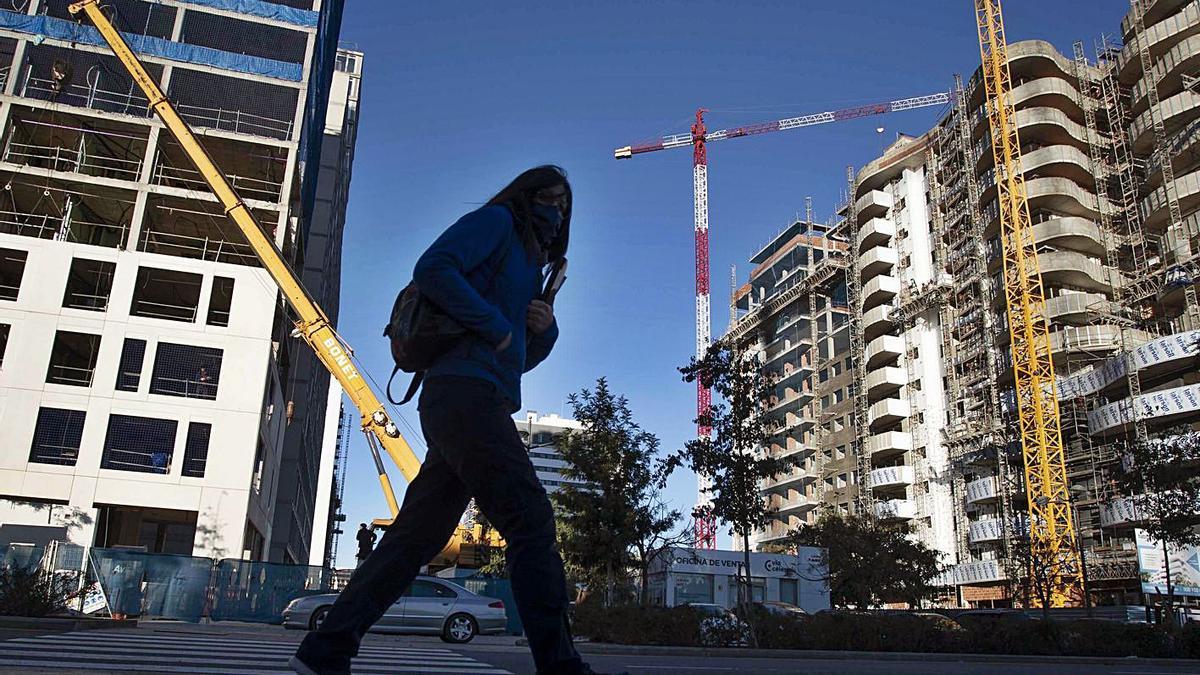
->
[1117,432,1200,616]
[552,378,680,607]
[629,495,693,606]
[663,343,798,611]
[780,510,943,609]
[1008,529,1075,620]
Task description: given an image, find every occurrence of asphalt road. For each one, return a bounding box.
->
[0,621,1196,675]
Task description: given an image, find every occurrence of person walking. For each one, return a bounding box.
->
[291,166,617,675]
[353,523,376,568]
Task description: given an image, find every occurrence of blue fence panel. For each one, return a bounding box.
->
[210,559,331,623]
[461,577,522,635]
[178,0,320,28]
[89,548,214,622]
[1,543,47,572]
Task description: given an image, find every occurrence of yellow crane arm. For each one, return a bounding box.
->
[68,0,416,517]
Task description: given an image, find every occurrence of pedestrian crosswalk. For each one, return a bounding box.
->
[0,630,514,674]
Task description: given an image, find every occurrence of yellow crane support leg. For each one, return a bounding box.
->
[69,0,417,519]
[975,0,1080,607]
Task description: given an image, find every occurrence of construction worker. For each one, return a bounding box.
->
[292,166,619,675]
[353,523,375,568]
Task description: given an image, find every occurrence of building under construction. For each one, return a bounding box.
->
[728,1,1200,608]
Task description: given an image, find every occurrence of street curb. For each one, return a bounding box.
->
[0,616,138,631]
[514,639,1198,666]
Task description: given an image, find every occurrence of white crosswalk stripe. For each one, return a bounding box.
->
[0,630,514,674]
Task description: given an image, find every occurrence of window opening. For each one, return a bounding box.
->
[29,407,85,466]
[149,342,222,400]
[62,258,116,311]
[207,277,234,326]
[101,414,178,474]
[46,330,101,387]
[181,422,211,478]
[115,338,147,392]
[0,247,27,300]
[130,266,202,322]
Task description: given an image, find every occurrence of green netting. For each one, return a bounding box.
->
[209,559,331,623]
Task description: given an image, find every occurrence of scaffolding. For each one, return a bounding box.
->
[844,166,873,515]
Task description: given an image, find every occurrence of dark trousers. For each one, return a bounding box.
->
[296,376,581,674]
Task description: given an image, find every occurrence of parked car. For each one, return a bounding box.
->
[683,603,751,646]
[282,576,506,643]
[752,601,808,617]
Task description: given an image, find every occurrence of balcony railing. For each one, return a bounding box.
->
[46,363,95,387]
[2,139,143,182]
[139,227,258,266]
[153,162,284,203]
[0,208,129,248]
[22,71,152,118]
[130,298,198,322]
[176,103,294,141]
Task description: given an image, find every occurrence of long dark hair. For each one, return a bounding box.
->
[486,165,571,263]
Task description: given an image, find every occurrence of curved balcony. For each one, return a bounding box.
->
[870,465,915,490]
[865,334,904,369]
[968,518,1005,544]
[1014,106,1090,151]
[857,217,895,252]
[965,476,999,505]
[1044,292,1116,324]
[855,190,893,221]
[1031,216,1107,257]
[1009,40,1100,83]
[868,398,908,429]
[1038,250,1122,293]
[1132,33,1200,107]
[862,303,895,340]
[862,274,900,311]
[1120,0,1192,40]
[976,77,1086,138]
[988,177,1109,236]
[1131,89,1200,153]
[1100,496,1143,528]
[764,467,811,495]
[1141,167,1200,231]
[875,498,917,521]
[1089,382,1200,435]
[866,430,912,461]
[1118,0,1200,79]
[979,146,1097,205]
[776,494,814,517]
[859,246,898,281]
[866,367,905,398]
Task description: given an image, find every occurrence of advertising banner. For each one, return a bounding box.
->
[1135,529,1200,598]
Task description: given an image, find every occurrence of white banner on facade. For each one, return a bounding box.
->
[1057,330,1199,401]
[1089,383,1200,434]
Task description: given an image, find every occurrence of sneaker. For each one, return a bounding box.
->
[288,654,350,675]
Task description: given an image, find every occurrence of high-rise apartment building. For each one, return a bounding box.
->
[515,411,587,493]
[730,2,1200,609]
[0,0,354,565]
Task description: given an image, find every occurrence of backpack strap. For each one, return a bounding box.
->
[387,366,425,406]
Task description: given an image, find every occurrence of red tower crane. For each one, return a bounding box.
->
[614,92,951,549]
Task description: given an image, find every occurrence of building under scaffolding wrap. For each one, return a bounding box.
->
[727,2,1200,609]
[0,0,359,566]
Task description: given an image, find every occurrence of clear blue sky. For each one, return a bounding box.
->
[328,0,1129,567]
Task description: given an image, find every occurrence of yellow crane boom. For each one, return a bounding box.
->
[67,0,419,516]
[975,0,1080,606]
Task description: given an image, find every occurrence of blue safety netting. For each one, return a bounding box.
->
[209,559,332,623]
[179,0,319,28]
[295,0,344,240]
[0,9,303,81]
[89,548,214,622]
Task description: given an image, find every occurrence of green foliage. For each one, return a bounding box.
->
[571,604,1194,658]
[0,565,77,617]
[784,510,943,608]
[552,378,683,606]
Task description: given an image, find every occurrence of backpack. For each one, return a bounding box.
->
[384,229,513,405]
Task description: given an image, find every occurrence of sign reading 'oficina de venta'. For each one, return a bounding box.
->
[662,547,824,578]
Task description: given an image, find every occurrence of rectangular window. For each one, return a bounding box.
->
[181,422,211,478]
[29,407,86,466]
[46,331,102,387]
[0,323,9,368]
[101,414,177,474]
[673,573,714,605]
[62,258,117,311]
[207,277,234,326]
[115,338,147,392]
[130,267,202,322]
[0,248,28,301]
[149,342,222,400]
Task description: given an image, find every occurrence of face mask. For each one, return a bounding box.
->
[531,203,563,246]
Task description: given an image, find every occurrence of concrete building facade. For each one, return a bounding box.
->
[514,410,586,493]
[0,0,353,564]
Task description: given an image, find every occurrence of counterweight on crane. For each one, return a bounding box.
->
[615,92,950,548]
[975,0,1080,606]
[68,1,501,554]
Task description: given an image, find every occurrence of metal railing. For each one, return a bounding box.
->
[23,71,152,118]
[2,139,143,182]
[63,291,109,311]
[139,227,258,266]
[207,308,231,327]
[130,298,198,322]
[46,363,95,387]
[29,443,79,466]
[0,282,18,301]
[149,376,217,400]
[176,103,293,141]
[152,161,283,202]
[100,447,171,474]
[0,208,129,248]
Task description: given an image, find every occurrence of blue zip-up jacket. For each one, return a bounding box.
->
[413,205,558,412]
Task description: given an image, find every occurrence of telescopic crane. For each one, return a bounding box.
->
[615,92,950,547]
[66,1,496,550]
